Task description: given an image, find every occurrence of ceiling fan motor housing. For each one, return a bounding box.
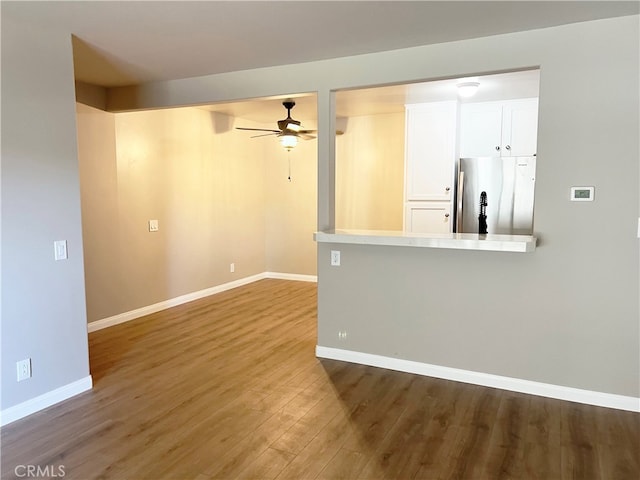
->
[278,101,301,132]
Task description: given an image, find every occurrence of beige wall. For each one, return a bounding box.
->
[264,133,318,276]
[77,103,319,322]
[335,112,405,230]
[77,105,268,321]
[76,104,120,322]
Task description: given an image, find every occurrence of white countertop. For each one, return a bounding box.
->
[314,229,537,253]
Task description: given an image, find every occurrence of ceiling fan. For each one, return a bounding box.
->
[236,100,345,150]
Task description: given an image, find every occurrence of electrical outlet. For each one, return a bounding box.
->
[230,263,235,273]
[148,219,159,232]
[330,250,341,266]
[338,331,347,340]
[16,358,31,382]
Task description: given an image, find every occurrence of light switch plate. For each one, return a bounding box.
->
[54,240,68,261]
[149,219,159,232]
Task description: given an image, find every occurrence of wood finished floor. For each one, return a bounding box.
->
[1,279,638,480]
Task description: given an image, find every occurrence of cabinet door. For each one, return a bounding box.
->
[405,102,456,201]
[502,98,538,156]
[459,102,503,157]
[405,202,452,234]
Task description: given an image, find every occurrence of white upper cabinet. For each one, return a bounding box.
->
[505,99,539,156]
[458,103,503,157]
[405,101,458,202]
[459,98,538,157]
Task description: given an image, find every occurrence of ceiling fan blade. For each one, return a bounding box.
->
[299,134,316,140]
[250,133,279,138]
[297,129,343,135]
[236,127,281,133]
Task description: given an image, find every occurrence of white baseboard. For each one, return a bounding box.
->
[0,376,93,427]
[88,272,316,333]
[316,346,640,412]
[265,272,317,283]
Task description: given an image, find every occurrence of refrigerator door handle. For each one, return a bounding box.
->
[456,171,464,233]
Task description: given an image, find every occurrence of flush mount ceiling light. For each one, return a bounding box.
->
[457,81,480,98]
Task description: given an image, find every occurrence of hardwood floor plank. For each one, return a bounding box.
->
[234,447,295,480]
[1,279,638,480]
[522,396,562,480]
[273,408,353,480]
[413,380,477,479]
[268,393,344,457]
[561,403,602,479]
[595,405,640,480]
[436,386,503,480]
[314,448,370,480]
[338,370,415,454]
[204,410,300,479]
[355,377,435,479]
[481,392,531,479]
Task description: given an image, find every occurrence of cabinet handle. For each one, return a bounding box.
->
[495,146,500,151]
[445,187,450,192]
[445,213,450,218]
[505,145,511,150]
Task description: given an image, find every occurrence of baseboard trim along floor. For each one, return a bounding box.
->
[315,345,640,413]
[0,376,93,427]
[88,272,317,333]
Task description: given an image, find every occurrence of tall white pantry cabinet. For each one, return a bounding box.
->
[404,98,538,234]
[404,101,458,234]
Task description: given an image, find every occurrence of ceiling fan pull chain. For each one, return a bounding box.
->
[288,151,292,182]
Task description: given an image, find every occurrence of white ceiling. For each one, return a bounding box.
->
[6,1,636,122]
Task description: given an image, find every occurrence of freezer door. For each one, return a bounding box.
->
[512,156,536,234]
[457,157,535,234]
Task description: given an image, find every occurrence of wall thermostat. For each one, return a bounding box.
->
[570,186,594,202]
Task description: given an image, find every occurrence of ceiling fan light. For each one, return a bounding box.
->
[457,81,480,98]
[279,134,298,150]
[285,121,301,132]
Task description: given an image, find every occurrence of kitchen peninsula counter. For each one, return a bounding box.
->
[314,229,537,253]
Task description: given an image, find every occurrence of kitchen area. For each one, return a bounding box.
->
[324,68,541,253]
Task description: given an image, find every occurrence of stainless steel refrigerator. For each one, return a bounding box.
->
[455,156,536,235]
